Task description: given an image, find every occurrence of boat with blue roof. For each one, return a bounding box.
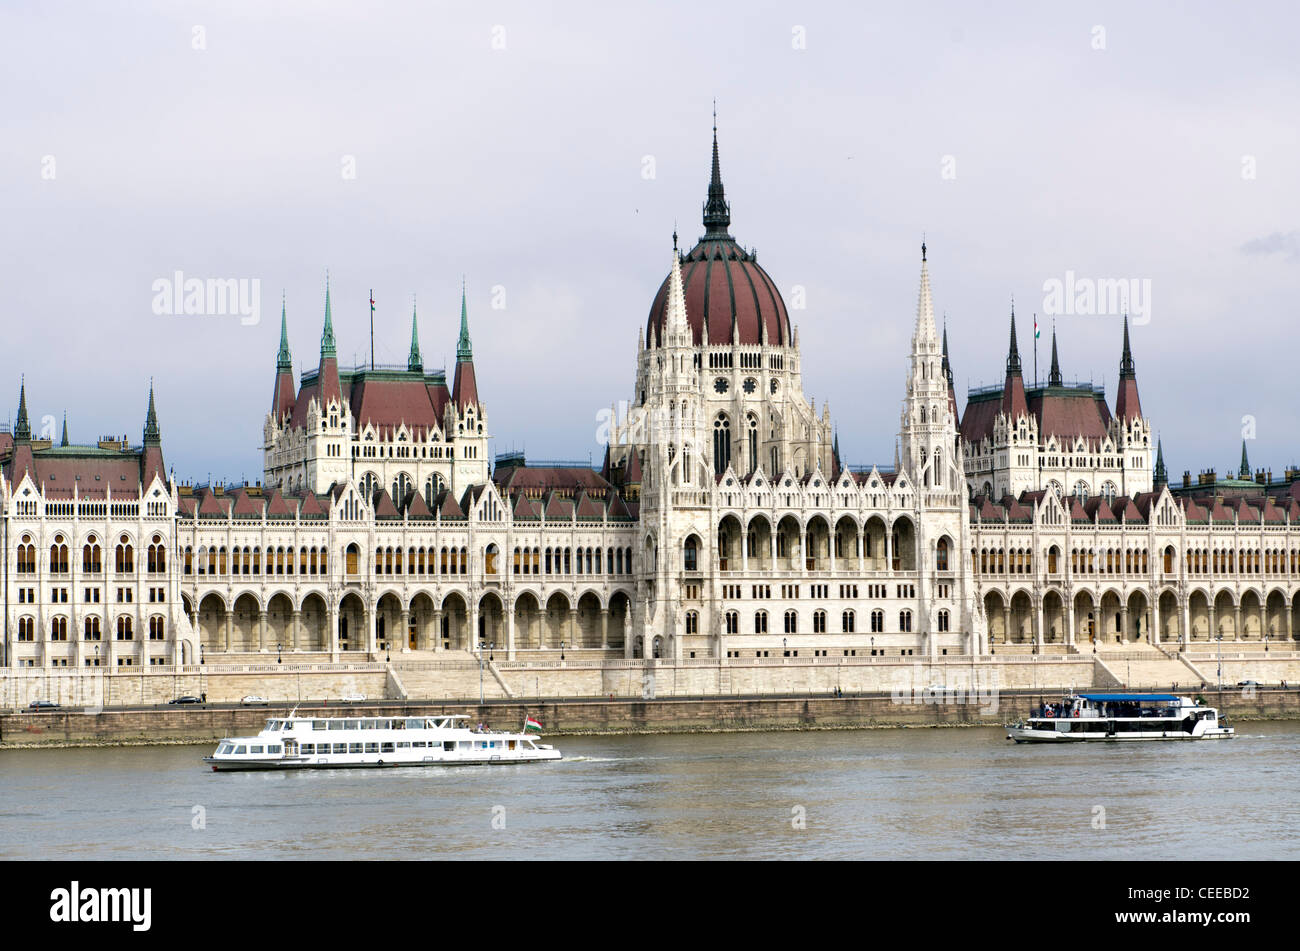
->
[1006,693,1234,743]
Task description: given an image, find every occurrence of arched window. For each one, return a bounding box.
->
[84,616,101,641]
[116,616,134,641]
[17,535,36,574]
[50,536,69,574]
[871,610,884,633]
[115,536,134,573]
[748,414,759,474]
[842,610,855,633]
[685,611,699,635]
[784,610,798,634]
[754,610,769,634]
[936,538,950,572]
[725,611,739,634]
[83,536,102,573]
[149,616,166,640]
[345,543,360,575]
[813,610,826,633]
[899,610,913,633]
[684,537,698,572]
[713,414,731,476]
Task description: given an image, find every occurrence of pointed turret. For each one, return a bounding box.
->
[1114,313,1143,421]
[60,412,69,447]
[1000,304,1028,420]
[913,241,938,345]
[1239,440,1251,480]
[1154,438,1168,490]
[140,381,167,486]
[1048,324,1062,386]
[13,379,30,442]
[316,276,341,406]
[271,295,297,422]
[702,107,731,238]
[942,320,959,421]
[451,282,479,409]
[143,381,161,446]
[664,240,690,348]
[408,299,423,373]
[831,430,842,481]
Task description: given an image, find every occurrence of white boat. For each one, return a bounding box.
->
[1006,693,1235,743]
[203,712,561,771]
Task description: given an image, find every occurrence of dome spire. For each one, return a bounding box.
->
[60,411,69,447]
[665,237,690,346]
[702,103,731,237]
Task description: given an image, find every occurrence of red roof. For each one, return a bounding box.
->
[646,238,790,348]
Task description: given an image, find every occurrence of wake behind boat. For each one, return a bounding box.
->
[1006,693,1234,743]
[203,712,561,771]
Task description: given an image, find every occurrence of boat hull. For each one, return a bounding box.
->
[203,749,562,771]
[1006,726,1234,743]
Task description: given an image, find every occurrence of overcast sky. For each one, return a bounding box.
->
[3,1,1297,486]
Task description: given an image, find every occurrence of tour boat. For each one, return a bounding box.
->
[1006,693,1235,743]
[203,712,561,771]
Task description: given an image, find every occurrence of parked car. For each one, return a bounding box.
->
[240,695,269,706]
[28,699,60,710]
[1238,680,1260,687]
[340,694,366,703]
[169,696,202,705]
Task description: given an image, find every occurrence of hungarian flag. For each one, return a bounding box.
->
[524,716,543,733]
[1034,315,1040,340]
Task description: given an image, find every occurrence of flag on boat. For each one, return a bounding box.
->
[524,716,543,733]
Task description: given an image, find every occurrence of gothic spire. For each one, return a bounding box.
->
[320,275,336,359]
[1048,324,1062,386]
[143,381,161,446]
[702,105,731,237]
[277,294,292,371]
[1240,440,1251,480]
[1119,313,1135,379]
[941,320,953,385]
[456,280,472,362]
[1154,438,1168,489]
[914,241,937,345]
[14,378,30,442]
[408,298,423,373]
[1006,303,1022,375]
[665,238,690,345]
[60,411,69,447]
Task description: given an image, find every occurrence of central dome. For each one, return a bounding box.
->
[645,128,791,349]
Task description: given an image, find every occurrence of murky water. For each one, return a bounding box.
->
[2,723,1297,859]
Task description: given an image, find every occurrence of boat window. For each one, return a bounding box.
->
[405,718,423,730]
[349,743,363,753]
[444,741,456,751]
[359,720,373,730]
[390,720,401,730]
[235,746,247,754]
[268,745,281,754]
[218,743,231,754]
[251,746,264,753]
[313,721,327,731]
[333,743,347,754]
[381,743,394,753]
[364,743,379,753]
[328,721,344,730]
[301,744,314,754]
[344,720,359,730]
[397,742,410,749]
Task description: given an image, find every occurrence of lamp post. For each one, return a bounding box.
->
[560,640,565,662]
[489,640,495,663]
[277,642,282,665]
[1216,632,1223,694]
[478,638,485,704]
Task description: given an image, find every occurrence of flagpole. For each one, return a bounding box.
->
[1029,314,1040,384]
[369,289,375,370]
